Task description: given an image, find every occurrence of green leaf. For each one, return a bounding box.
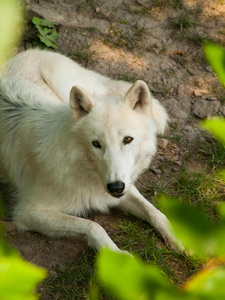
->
[185,266,225,300]
[32,17,58,49]
[0,252,46,300]
[36,26,53,37]
[39,36,58,49]
[96,249,179,300]
[47,29,59,41]
[217,202,225,219]
[32,17,54,28]
[204,42,225,87]
[160,197,216,257]
[220,170,225,182]
[161,197,225,257]
[202,118,225,145]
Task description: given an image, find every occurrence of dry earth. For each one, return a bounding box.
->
[1,0,225,297]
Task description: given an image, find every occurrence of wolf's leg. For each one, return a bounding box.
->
[15,209,124,253]
[117,186,185,253]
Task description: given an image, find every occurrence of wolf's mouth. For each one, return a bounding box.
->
[111,192,124,198]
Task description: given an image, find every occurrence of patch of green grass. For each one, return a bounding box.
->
[169,168,225,218]
[77,0,98,14]
[104,23,145,50]
[151,0,184,10]
[182,30,206,46]
[115,73,138,83]
[113,217,201,285]
[131,0,183,13]
[172,7,201,31]
[42,250,96,299]
[152,80,171,96]
[170,6,206,46]
[131,6,151,14]
[198,137,225,170]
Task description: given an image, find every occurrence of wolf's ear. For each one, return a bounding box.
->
[124,80,151,114]
[125,80,169,134]
[70,86,96,118]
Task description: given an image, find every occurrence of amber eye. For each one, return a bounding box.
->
[92,140,101,149]
[123,136,133,145]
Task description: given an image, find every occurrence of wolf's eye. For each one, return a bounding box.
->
[123,136,133,145]
[92,140,101,149]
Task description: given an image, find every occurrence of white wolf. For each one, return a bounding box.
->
[0,49,183,254]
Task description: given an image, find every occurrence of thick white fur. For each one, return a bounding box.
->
[0,49,183,253]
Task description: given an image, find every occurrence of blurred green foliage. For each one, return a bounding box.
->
[0,240,46,300]
[95,249,181,300]
[0,0,24,65]
[0,196,46,300]
[204,42,225,88]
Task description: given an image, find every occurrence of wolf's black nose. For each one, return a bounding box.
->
[107,181,125,198]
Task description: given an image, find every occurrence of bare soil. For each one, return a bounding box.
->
[1,0,225,298]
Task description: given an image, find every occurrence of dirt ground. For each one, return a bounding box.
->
[1,0,225,297]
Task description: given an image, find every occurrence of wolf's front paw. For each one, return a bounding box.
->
[157,214,191,255]
[163,233,184,253]
[162,230,192,256]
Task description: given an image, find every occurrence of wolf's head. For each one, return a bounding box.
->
[70,80,168,198]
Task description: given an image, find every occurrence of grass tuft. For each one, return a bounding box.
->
[198,137,225,170]
[169,167,225,220]
[171,7,201,31]
[69,35,97,68]
[42,250,96,299]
